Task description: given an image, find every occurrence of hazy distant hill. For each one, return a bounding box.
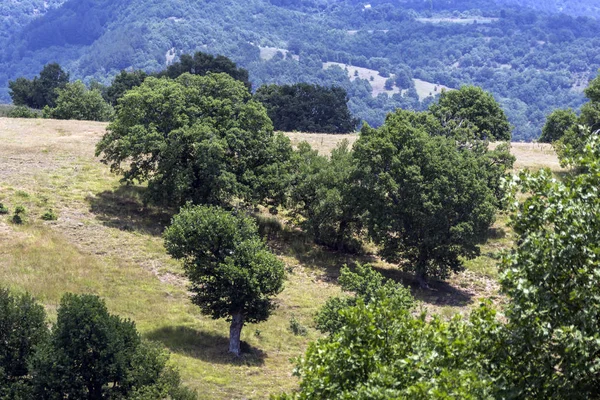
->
[496,0,600,18]
[1,0,599,141]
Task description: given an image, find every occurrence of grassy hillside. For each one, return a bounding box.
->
[0,118,563,398]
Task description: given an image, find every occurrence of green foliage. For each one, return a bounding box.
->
[539,108,578,143]
[288,140,362,252]
[6,105,39,118]
[0,203,8,214]
[41,209,58,221]
[279,270,502,399]
[163,204,285,355]
[106,70,148,106]
[255,83,358,133]
[12,205,27,224]
[96,72,292,208]
[314,264,414,334]
[555,73,600,160]
[9,63,69,109]
[288,316,307,336]
[429,86,512,141]
[354,109,511,284]
[499,132,600,398]
[160,51,251,89]
[43,81,113,122]
[0,288,47,398]
[29,293,193,399]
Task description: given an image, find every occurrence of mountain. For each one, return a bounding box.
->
[1,0,599,141]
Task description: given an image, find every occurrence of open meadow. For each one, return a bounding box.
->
[0,118,564,398]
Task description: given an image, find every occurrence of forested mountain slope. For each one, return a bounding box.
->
[1,0,599,140]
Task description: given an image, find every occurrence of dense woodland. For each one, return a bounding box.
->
[2,0,600,140]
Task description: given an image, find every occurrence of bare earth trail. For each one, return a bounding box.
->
[0,118,563,398]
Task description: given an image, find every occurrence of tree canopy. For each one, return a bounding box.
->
[9,63,69,109]
[0,290,194,399]
[163,204,285,356]
[160,51,251,90]
[42,80,113,121]
[429,86,512,141]
[354,108,513,285]
[95,72,292,207]
[255,83,358,133]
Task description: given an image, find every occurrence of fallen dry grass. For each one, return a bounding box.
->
[0,118,564,398]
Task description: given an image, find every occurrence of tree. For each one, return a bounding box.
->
[539,108,577,143]
[30,293,194,399]
[160,51,250,90]
[288,140,363,252]
[95,73,292,208]
[255,83,358,134]
[106,69,148,106]
[0,289,47,399]
[9,63,70,109]
[279,266,502,399]
[555,73,600,161]
[163,205,285,356]
[498,131,600,398]
[43,81,113,121]
[429,86,512,141]
[354,110,509,285]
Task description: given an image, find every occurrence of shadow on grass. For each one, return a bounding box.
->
[255,213,474,307]
[86,186,175,236]
[146,325,266,366]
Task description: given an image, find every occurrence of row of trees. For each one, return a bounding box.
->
[8,56,358,134]
[0,289,195,399]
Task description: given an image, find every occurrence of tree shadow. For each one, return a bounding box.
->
[254,212,474,307]
[86,186,175,236]
[145,325,266,366]
[370,266,474,307]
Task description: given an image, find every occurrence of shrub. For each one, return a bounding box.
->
[0,203,8,214]
[41,209,58,221]
[7,106,39,118]
[289,316,307,336]
[12,206,26,224]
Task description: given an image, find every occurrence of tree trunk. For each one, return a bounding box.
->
[416,269,430,290]
[229,312,244,356]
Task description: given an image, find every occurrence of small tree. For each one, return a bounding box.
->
[164,205,285,356]
[539,108,577,143]
[43,81,113,122]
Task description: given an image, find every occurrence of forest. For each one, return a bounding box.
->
[1,0,600,140]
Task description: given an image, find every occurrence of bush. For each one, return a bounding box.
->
[0,203,8,214]
[12,206,26,224]
[41,209,58,221]
[289,316,307,336]
[7,106,39,118]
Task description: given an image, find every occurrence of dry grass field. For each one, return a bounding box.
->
[0,118,564,398]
